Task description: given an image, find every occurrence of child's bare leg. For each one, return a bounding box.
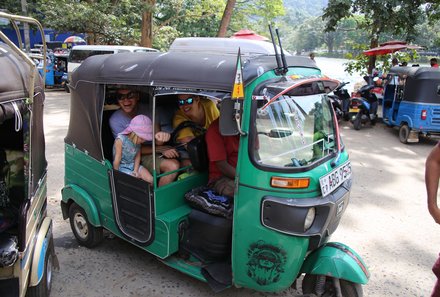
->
[138,167,153,184]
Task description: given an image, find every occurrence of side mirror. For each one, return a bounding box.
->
[219,97,241,136]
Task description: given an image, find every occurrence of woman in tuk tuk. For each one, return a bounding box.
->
[173,94,219,166]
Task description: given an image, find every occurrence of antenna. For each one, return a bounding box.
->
[275,28,288,74]
[268,24,282,75]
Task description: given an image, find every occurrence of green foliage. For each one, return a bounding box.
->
[323,0,428,73]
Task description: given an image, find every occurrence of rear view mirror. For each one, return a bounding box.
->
[219,97,241,136]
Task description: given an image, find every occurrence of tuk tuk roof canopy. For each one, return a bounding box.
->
[67,51,319,161]
[389,66,440,80]
[70,51,317,92]
[0,44,46,195]
[0,44,34,102]
[388,66,440,104]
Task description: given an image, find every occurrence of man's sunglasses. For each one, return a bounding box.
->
[118,91,136,101]
[178,97,194,106]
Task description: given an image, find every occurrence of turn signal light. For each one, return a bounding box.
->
[271,177,310,189]
[421,110,427,120]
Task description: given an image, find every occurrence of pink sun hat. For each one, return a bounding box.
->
[121,115,153,141]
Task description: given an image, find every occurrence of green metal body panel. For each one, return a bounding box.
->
[159,256,208,283]
[230,67,353,292]
[300,242,370,285]
[232,185,309,291]
[63,143,207,259]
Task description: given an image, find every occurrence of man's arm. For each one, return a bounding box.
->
[215,160,236,179]
[426,143,440,224]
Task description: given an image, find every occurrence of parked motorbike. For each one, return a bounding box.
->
[328,81,350,121]
[348,83,378,130]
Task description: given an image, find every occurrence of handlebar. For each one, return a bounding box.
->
[335,81,350,91]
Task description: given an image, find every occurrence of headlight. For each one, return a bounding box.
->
[304,207,316,231]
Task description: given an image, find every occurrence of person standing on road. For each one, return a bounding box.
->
[425,143,440,297]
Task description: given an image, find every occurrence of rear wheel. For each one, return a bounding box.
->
[69,202,103,248]
[399,124,410,144]
[353,112,362,130]
[302,274,363,297]
[26,240,53,297]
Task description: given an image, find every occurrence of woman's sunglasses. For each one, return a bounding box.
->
[118,91,136,101]
[178,97,194,106]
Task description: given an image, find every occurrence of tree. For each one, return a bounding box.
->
[323,0,425,74]
[141,0,155,47]
[217,0,236,37]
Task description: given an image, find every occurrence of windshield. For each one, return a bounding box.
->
[252,92,336,169]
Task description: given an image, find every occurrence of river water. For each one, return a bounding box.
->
[314,57,361,94]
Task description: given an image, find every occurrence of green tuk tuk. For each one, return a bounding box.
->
[61,44,369,296]
[0,12,56,297]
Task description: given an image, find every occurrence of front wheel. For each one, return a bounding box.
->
[26,240,54,297]
[399,124,410,144]
[68,203,103,248]
[302,274,363,297]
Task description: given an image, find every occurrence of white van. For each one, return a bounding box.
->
[169,37,291,56]
[67,45,159,84]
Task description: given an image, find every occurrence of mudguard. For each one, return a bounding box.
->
[61,184,101,226]
[29,217,53,286]
[300,242,370,285]
[398,115,413,129]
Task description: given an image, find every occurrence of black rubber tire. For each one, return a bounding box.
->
[353,113,362,130]
[335,106,343,122]
[399,124,410,144]
[26,240,54,297]
[302,274,363,297]
[68,202,103,248]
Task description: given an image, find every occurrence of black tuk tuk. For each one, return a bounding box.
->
[0,12,56,297]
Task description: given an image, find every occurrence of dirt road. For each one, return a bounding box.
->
[44,90,438,297]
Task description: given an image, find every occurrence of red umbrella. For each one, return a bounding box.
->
[363,41,421,56]
[230,29,269,41]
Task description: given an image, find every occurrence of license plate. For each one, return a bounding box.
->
[319,161,352,197]
[349,108,359,113]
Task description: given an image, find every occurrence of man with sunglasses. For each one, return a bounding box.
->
[172,94,219,165]
[110,87,179,186]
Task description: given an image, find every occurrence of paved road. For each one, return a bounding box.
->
[44,90,438,297]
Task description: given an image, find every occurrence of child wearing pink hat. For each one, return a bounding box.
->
[113,115,154,183]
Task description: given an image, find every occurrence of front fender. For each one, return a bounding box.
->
[300,242,370,285]
[29,217,53,286]
[61,184,101,226]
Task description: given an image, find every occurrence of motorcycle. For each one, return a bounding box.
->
[328,81,350,121]
[348,81,379,130]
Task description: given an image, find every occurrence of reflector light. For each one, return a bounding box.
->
[421,110,427,120]
[271,177,310,189]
